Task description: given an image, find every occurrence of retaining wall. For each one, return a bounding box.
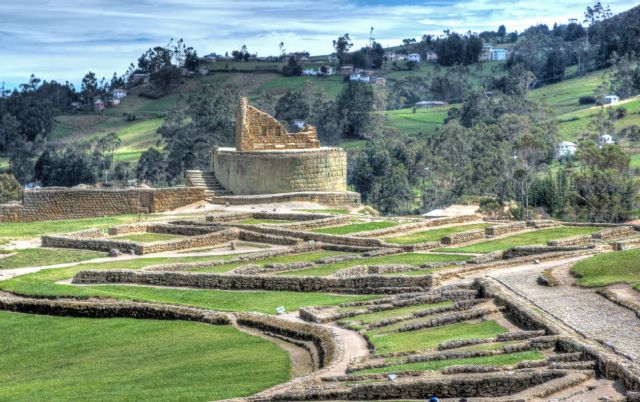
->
[72,270,433,294]
[209,191,361,207]
[0,187,206,222]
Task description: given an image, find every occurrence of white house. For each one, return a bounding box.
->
[603,95,620,105]
[599,134,614,146]
[112,88,127,99]
[557,141,577,158]
[491,48,508,61]
[407,53,421,63]
[349,73,370,83]
[415,101,448,108]
[480,45,493,62]
[426,51,438,61]
[303,69,319,76]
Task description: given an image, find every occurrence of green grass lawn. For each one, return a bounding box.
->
[278,253,471,277]
[237,218,294,224]
[189,250,349,273]
[338,301,453,326]
[437,226,600,254]
[571,249,640,290]
[631,153,640,169]
[0,214,143,240]
[258,75,345,97]
[366,320,507,355]
[385,223,489,245]
[312,221,398,235]
[0,248,105,269]
[114,233,183,243]
[352,350,544,375]
[555,97,640,141]
[528,71,605,115]
[0,311,289,401]
[383,106,451,137]
[0,256,376,313]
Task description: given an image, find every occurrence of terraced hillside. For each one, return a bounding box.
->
[1,208,639,400]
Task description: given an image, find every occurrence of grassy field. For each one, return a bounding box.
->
[366,320,507,355]
[0,248,105,269]
[353,350,544,375]
[571,249,640,290]
[383,106,450,137]
[631,154,640,169]
[0,215,146,240]
[385,223,490,245]
[312,221,398,235]
[0,256,376,313]
[528,71,605,115]
[278,252,471,277]
[258,75,345,97]
[189,250,349,273]
[237,218,294,224]
[114,233,182,243]
[438,226,600,254]
[0,311,289,401]
[556,97,640,141]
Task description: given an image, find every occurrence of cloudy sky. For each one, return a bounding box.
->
[1,0,637,89]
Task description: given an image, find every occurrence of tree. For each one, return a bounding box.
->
[513,133,547,218]
[150,65,182,96]
[158,84,239,180]
[81,71,99,105]
[136,148,167,185]
[584,1,612,25]
[0,173,21,203]
[335,81,374,139]
[184,48,200,71]
[282,56,303,77]
[333,34,353,65]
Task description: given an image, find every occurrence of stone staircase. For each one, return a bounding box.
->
[184,170,231,196]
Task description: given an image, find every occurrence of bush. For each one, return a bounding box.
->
[0,173,22,204]
[619,125,640,142]
[615,107,627,119]
[578,96,596,105]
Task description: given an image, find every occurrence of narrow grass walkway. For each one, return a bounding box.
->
[312,221,398,235]
[0,311,290,401]
[571,248,640,290]
[114,233,183,243]
[278,253,471,277]
[0,248,106,269]
[338,301,453,330]
[189,250,348,273]
[353,350,544,375]
[385,223,489,245]
[366,320,507,355]
[437,227,600,253]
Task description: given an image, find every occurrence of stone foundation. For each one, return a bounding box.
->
[0,187,206,223]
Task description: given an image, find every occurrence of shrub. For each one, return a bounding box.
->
[578,96,596,105]
[615,107,627,119]
[0,173,22,204]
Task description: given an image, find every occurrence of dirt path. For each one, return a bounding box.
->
[246,312,370,400]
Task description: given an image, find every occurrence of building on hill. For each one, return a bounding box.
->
[426,51,438,61]
[93,99,105,112]
[599,134,615,147]
[480,44,493,62]
[112,88,127,99]
[202,97,358,206]
[603,95,620,105]
[407,53,421,63]
[491,48,508,61]
[416,100,448,108]
[557,141,577,159]
[339,65,354,75]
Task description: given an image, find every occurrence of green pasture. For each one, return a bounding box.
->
[571,249,640,291]
[385,223,489,245]
[312,221,398,235]
[0,311,289,401]
[0,248,105,269]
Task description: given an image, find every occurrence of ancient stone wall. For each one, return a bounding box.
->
[72,270,433,294]
[355,215,479,238]
[235,97,319,151]
[0,187,206,223]
[441,229,485,245]
[592,226,636,240]
[485,221,526,236]
[212,147,347,194]
[210,191,360,207]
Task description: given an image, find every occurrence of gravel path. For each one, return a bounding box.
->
[489,259,640,361]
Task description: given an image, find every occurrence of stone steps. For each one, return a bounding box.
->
[184,170,232,195]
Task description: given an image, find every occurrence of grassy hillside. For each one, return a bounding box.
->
[528,71,606,115]
[383,105,451,137]
[555,97,640,141]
